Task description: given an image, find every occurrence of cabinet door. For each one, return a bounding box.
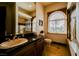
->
[36,39,44,56]
[22,43,36,56]
[15,43,36,56]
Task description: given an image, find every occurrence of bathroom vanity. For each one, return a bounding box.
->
[0,33,44,56]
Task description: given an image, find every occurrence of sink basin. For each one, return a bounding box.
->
[0,38,28,49]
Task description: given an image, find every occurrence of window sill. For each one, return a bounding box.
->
[47,32,67,35]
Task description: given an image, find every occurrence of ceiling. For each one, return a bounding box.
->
[40,2,57,7]
[17,2,36,12]
[40,2,67,7]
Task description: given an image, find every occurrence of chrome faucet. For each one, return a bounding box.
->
[13,36,17,40]
[6,38,11,41]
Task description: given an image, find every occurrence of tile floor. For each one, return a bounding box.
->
[42,42,71,56]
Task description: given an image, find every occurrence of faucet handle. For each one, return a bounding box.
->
[22,34,24,37]
[6,38,10,41]
[13,36,17,40]
[10,34,12,36]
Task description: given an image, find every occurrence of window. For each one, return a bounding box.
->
[48,11,67,34]
[32,17,37,32]
[71,9,76,41]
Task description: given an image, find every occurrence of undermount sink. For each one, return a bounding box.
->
[0,38,28,49]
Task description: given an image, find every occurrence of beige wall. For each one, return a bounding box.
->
[44,3,67,44]
[36,3,44,34]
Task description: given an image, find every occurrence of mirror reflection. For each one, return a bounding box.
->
[16,2,36,34]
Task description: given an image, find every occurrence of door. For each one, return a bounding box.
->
[0,6,6,43]
[0,6,6,36]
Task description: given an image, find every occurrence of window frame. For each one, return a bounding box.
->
[47,8,67,34]
[67,4,76,40]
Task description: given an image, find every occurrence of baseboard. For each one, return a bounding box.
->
[51,41,67,46]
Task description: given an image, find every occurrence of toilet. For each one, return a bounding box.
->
[44,39,52,47]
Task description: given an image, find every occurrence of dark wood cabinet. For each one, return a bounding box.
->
[35,39,44,56]
[15,42,36,56]
[10,38,44,56]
